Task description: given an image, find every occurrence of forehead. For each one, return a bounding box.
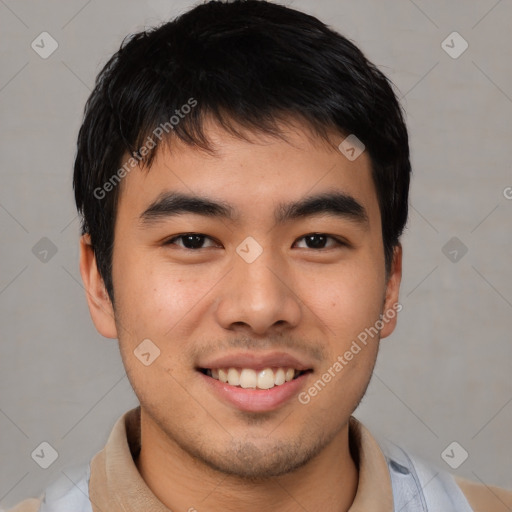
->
[115,119,380,229]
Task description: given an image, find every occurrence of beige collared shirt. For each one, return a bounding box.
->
[8,406,512,511]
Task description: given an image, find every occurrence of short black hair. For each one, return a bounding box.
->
[73,0,411,304]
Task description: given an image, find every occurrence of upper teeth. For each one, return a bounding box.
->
[208,367,298,389]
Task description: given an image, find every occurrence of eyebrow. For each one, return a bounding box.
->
[139,190,369,228]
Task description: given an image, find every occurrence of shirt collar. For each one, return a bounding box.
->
[89,406,393,511]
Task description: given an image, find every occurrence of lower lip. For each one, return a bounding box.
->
[199,371,310,412]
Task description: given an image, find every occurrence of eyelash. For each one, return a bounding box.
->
[163,233,347,251]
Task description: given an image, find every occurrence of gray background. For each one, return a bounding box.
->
[1,0,511,508]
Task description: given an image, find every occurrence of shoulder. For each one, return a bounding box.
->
[3,497,42,512]
[3,461,92,512]
[455,475,512,512]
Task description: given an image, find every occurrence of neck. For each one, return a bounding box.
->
[135,410,359,512]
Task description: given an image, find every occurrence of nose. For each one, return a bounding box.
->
[214,245,302,336]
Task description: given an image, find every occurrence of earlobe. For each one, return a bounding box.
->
[380,243,403,339]
[79,234,118,339]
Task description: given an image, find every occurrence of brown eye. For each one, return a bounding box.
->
[165,234,218,250]
[294,234,344,250]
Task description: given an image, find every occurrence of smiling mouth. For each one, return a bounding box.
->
[199,367,312,390]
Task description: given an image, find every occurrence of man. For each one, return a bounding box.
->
[8,0,512,510]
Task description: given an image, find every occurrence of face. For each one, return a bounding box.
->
[81,118,401,478]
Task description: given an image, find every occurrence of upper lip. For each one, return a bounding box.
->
[197,351,314,372]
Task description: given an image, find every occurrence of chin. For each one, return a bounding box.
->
[193,436,329,480]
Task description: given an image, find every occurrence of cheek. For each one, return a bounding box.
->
[113,259,200,384]
[113,253,212,341]
[299,261,384,332]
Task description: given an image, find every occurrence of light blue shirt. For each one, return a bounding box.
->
[34,440,473,512]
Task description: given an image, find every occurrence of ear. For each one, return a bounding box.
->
[380,243,402,339]
[79,234,118,339]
